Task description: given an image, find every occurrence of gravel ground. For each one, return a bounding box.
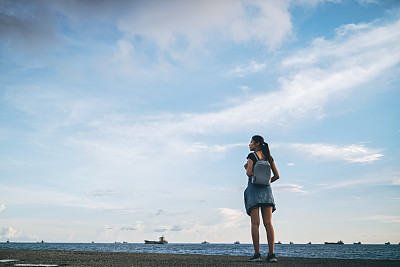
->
[1,249,399,267]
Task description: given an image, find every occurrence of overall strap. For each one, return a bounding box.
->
[253,152,259,161]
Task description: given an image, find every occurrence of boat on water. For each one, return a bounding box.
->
[201,241,209,244]
[325,240,344,245]
[290,241,294,244]
[354,242,361,245]
[234,241,240,244]
[307,242,312,244]
[144,236,168,244]
[385,242,390,245]
[275,241,282,244]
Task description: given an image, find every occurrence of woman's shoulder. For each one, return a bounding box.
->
[247,152,257,161]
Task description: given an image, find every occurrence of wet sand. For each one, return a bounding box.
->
[0,249,399,266]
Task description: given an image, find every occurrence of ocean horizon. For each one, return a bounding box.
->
[1,242,399,261]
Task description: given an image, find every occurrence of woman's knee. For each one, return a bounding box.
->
[251,218,260,226]
[250,209,260,226]
[263,220,272,228]
[261,207,273,227]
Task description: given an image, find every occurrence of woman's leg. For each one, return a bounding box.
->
[261,206,275,255]
[250,208,260,254]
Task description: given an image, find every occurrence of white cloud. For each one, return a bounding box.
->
[278,19,400,123]
[0,226,39,241]
[229,61,267,77]
[274,183,307,193]
[1,0,292,66]
[111,16,400,135]
[118,0,292,51]
[187,208,250,242]
[356,0,380,6]
[334,23,371,36]
[321,178,375,189]
[215,208,247,228]
[239,85,250,93]
[320,171,400,189]
[283,143,383,164]
[289,0,341,8]
[106,0,294,71]
[392,177,400,186]
[282,18,400,69]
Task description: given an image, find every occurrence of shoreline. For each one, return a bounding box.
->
[1,249,400,266]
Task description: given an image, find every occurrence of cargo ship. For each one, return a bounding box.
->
[144,235,168,244]
[325,240,344,245]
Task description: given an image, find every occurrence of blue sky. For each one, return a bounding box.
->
[0,0,399,244]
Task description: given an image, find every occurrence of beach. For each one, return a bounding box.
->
[1,249,399,266]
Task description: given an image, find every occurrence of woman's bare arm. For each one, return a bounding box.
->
[246,158,253,177]
[270,160,280,183]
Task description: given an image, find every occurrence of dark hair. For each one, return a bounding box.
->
[252,135,272,163]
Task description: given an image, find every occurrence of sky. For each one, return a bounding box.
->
[0,0,399,245]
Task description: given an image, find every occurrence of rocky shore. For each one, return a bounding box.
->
[1,249,399,266]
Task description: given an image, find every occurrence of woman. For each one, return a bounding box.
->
[244,135,279,262]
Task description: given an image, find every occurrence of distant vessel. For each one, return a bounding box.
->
[325,240,344,245]
[234,241,240,244]
[275,241,281,244]
[201,241,210,244]
[290,241,294,244]
[144,236,168,244]
[354,242,361,245]
[307,242,312,244]
[385,242,390,245]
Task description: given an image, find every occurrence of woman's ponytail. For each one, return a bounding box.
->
[263,142,272,164]
[252,135,272,163]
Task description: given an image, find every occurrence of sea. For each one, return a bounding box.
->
[1,242,399,261]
